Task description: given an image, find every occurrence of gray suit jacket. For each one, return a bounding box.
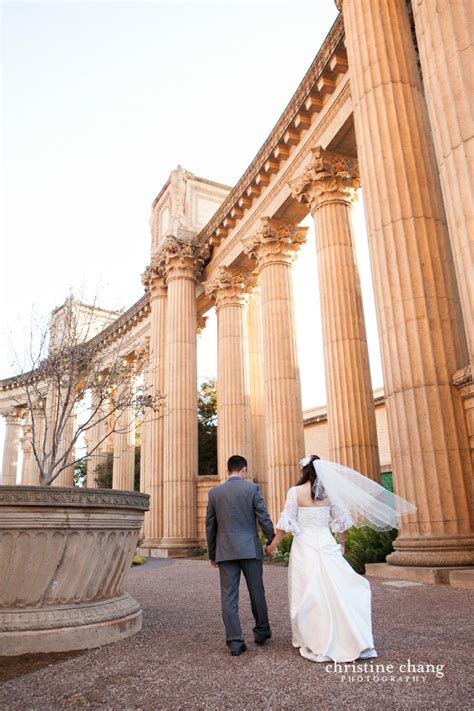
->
[206,477,275,563]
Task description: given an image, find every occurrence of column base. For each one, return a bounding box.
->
[151,538,200,559]
[387,534,474,567]
[365,563,474,587]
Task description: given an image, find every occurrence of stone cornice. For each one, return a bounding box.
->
[204,267,250,309]
[202,80,351,278]
[243,217,308,269]
[197,15,345,250]
[0,486,150,510]
[289,146,359,212]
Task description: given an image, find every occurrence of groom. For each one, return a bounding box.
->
[206,455,275,656]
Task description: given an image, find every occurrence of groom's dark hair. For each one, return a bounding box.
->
[227,455,247,473]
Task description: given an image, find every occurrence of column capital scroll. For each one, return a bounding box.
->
[204,267,250,309]
[242,217,307,270]
[155,236,209,283]
[290,146,359,213]
[142,262,167,298]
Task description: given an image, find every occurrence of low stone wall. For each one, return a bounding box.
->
[196,475,219,548]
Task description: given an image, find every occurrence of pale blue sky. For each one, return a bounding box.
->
[1,1,383,469]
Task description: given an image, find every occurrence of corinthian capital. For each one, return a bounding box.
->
[242,217,307,270]
[290,146,359,213]
[155,236,209,283]
[204,267,250,309]
[142,261,167,298]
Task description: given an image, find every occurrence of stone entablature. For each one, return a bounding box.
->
[151,166,230,256]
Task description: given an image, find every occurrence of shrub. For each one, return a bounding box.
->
[344,526,397,574]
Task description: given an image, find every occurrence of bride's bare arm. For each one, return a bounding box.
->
[265,529,287,557]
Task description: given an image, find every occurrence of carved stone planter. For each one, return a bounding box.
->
[0,486,149,656]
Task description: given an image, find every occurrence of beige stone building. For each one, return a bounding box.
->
[1,2,473,578]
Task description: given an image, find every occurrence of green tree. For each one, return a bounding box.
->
[198,378,217,475]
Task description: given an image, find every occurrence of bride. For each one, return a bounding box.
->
[265,455,416,663]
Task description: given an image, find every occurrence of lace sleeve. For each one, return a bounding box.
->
[329,503,353,533]
[276,487,301,536]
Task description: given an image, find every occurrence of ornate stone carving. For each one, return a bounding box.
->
[197,315,208,335]
[141,261,167,297]
[134,338,150,369]
[0,485,149,510]
[204,267,250,309]
[289,146,359,213]
[243,217,307,269]
[0,486,148,655]
[155,236,209,282]
[2,408,25,425]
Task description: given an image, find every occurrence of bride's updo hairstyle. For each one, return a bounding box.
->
[297,454,327,501]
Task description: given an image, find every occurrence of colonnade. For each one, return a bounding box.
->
[1,0,472,567]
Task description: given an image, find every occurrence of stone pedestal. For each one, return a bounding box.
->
[244,217,307,520]
[205,267,252,480]
[1,410,23,486]
[0,486,148,655]
[141,263,168,550]
[341,0,473,565]
[412,0,474,364]
[291,146,380,480]
[247,287,268,498]
[157,237,204,555]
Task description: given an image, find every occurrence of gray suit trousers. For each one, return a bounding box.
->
[218,559,270,644]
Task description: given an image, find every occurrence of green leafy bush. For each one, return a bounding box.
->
[344,526,397,574]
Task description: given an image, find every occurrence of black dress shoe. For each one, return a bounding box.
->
[229,642,247,656]
[254,631,272,646]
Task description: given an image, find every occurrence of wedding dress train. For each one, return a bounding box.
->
[277,487,377,663]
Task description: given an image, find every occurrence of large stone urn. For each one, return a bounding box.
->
[0,486,149,656]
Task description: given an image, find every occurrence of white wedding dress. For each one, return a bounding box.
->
[277,487,377,663]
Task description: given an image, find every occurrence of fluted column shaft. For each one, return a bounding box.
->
[54,407,76,487]
[20,421,33,485]
[1,410,23,485]
[142,265,167,547]
[412,0,474,364]
[112,373,136,491]
[86,391,109,488]
[291,147,380,480]
[244,218,307,520]
[159,237,203,551]
[205,268,252,480]
[341,0,472,565]
[30,407,45,486]
[247,287,268,498]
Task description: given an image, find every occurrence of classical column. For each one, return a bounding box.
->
[112,367,136,491]
[205,267,252,480]
[158,237,205,554]
[243,217,307,520]
[247,286,268,498]
[291,146,380,480]
[141,261,168,549]
[1,409,24,485]
[30,404,45,486]
[412,0,474,364]
[86,391,110,488]
[20,419,33,485]
[339,0,473,565]
[54,406,76,487]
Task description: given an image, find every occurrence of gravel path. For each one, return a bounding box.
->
[0,560,472,710]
